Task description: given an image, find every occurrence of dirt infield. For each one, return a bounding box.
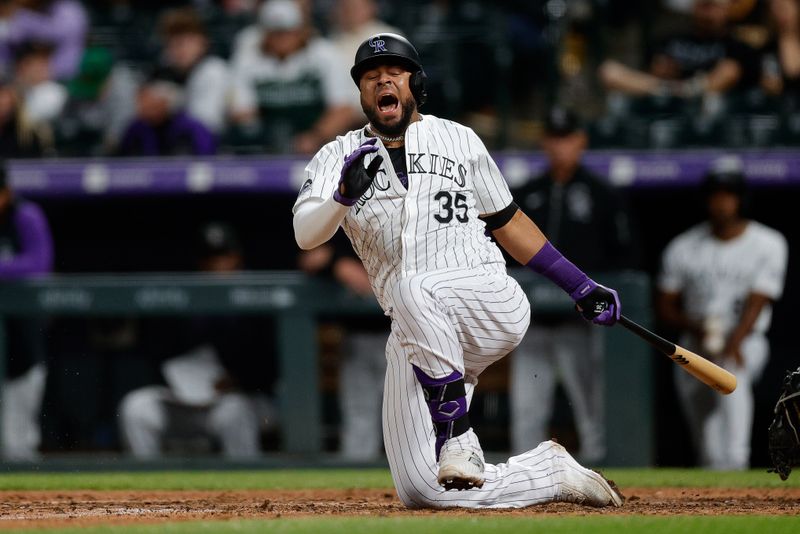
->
[1,487,799,530]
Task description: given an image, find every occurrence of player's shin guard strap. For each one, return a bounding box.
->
[412,366,470,460]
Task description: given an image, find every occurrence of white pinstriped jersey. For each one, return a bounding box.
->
[658,221,788,336]
[293,115,513,311]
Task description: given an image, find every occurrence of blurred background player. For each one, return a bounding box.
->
[228,0,356,154]
[118,222,277,459]
[0,163,53,460]
[298,233,388,462]
[509,107,639,462]
[656,158,788,470]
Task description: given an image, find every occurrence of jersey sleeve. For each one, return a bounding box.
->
[752,231,788,299]
[466,128,513,215]
[292,140,344,212]
[657,237,687,294]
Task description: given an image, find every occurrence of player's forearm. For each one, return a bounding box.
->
[494,210,620,325]
[727,293,771,347]
[655,291,702,337]
[490,210,547,264]
[293,197,350,250]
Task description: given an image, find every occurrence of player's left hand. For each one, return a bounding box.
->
[334,138,384,206]
[574,282,621,326]
[722,338,745,367]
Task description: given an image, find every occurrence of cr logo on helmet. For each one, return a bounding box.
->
[369,37,387,53]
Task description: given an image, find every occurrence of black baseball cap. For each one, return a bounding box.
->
[703,157,746,196]
[195,222,241,258]
[543,107,582,137]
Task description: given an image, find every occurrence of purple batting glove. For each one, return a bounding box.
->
[572,280,621,326]
[333,138,383,206]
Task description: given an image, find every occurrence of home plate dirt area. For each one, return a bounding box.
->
[0,487,799,529]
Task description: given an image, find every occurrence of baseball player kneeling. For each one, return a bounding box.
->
[293,33,624,509]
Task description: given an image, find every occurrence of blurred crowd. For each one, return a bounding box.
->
[1,0,800,157]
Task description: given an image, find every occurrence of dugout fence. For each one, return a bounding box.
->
[0,271,652,466]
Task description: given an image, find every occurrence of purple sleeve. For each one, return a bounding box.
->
[9,1,88,79]
[526,241,593,299]
[0,202,54,278]
[193,126,217,156]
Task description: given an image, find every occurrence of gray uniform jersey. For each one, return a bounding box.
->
[293,114,512,311]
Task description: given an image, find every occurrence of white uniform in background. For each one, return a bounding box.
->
[339,330,387,460]
[294,115,585,508]
[119,345,276,459]
[659,220,788,470]
[2,363,47,461]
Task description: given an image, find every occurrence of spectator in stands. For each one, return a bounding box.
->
[229,0,356,154]
[58,46,139,156]
[328,0,401,124]
[230,0,314,70]
[329,0,400,66]
[598,0,759,99]
[11,42,67,128]
[657,158,788,470]
[116,77,216,156]
[0,0,88,81]
[509,107,639,463]
[298,233,389,461]
[155,7,230,134]
[761,0,800,98]
[0,76,53,157]
[0,164,54,460]
[119,222,278,459]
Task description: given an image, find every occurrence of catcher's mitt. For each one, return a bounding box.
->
[768,367,800,480]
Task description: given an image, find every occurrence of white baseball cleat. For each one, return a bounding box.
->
[550,441,624,507]
[437,438,485,491]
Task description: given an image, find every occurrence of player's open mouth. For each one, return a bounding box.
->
[378,93,399,115]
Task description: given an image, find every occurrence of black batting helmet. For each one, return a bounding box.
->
[350,33,427,106]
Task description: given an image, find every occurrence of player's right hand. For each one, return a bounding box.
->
[333,138,384,206]
[574,282,621,326]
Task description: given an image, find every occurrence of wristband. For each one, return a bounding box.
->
[526,242,596,301]
[333,186,358,207]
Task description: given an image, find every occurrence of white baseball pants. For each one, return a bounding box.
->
[382,267,571,508]
[674,334,768,470]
